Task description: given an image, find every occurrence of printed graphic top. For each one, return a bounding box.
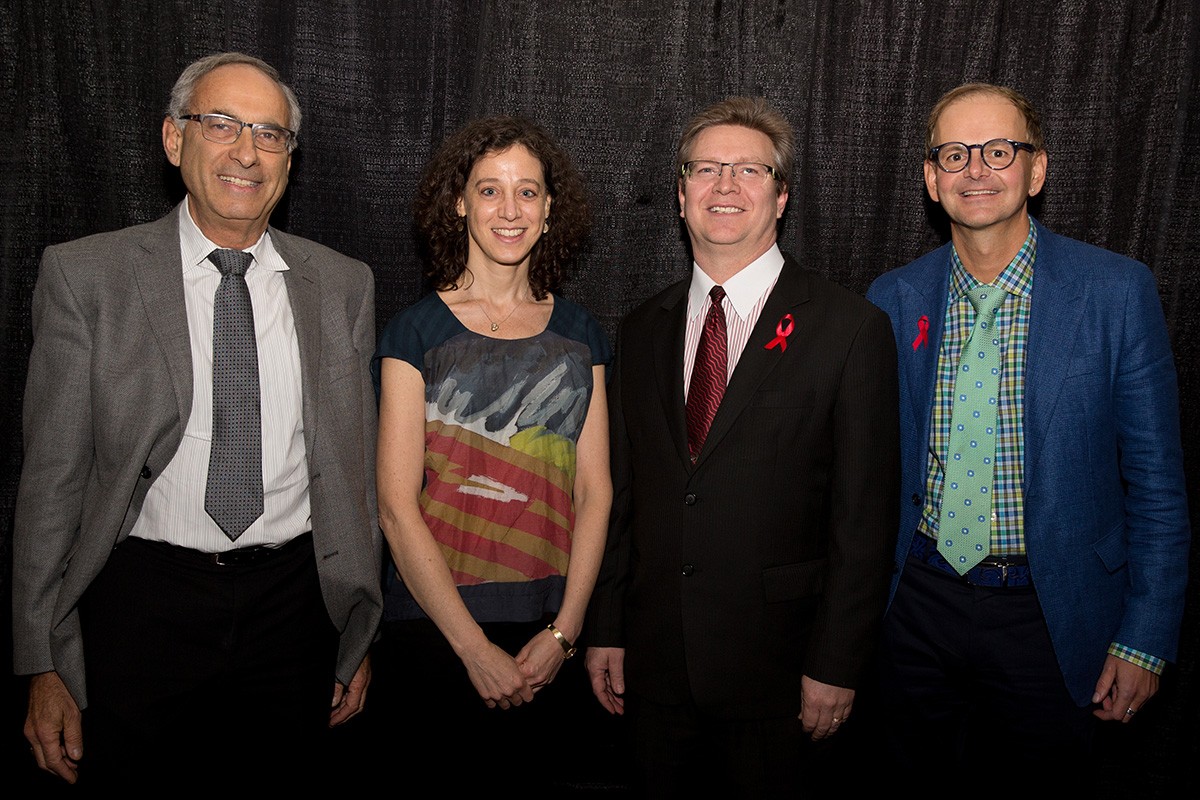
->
[372,291,612,623]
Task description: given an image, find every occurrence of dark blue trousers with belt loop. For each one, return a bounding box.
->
[877,536,1097,793]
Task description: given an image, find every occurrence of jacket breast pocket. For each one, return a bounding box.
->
[749,389,807,409]
[1064,347,1107,379]
[325,354,360,385]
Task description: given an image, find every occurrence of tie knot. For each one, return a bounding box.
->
[208,248,253,277]
[967,284,1005,318]
[709,285,726,304]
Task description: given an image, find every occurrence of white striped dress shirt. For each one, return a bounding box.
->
[683,245,784,398]
[129,197,310,552]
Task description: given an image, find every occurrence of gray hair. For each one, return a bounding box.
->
[167,52,302,150]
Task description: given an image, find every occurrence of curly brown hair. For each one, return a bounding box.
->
[413,115,590,300]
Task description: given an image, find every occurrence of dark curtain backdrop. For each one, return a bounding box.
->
[2,0,1197,793]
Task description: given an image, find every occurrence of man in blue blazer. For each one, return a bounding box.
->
[13,53,382,789]
[866,83,1190,783]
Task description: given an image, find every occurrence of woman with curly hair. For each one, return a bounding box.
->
[370,115,612,788]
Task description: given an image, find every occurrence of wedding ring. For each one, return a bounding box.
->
[1124,708,1136,716]
[832,717,840,723]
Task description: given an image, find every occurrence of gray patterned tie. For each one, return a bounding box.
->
[206,248,263,541]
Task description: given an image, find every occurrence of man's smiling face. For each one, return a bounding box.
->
[924,92,1046,236]
[163,63,293,248]
[679,124,787,268]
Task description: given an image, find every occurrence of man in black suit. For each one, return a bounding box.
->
[584,96,900,797]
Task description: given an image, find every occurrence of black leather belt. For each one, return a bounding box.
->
[209,545,284,567]
[909,533,1031,588]
[130,532,311,568]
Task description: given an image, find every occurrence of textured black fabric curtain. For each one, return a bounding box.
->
[3,1,1197,792]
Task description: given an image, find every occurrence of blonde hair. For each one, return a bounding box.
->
[676,96,795,192]
[926,83,1043,153]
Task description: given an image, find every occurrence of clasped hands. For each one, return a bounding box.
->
[465,627,567,710]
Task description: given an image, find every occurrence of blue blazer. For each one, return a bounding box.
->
[866,217,1190,706]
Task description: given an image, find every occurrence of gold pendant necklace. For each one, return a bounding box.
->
[476,298,522,331]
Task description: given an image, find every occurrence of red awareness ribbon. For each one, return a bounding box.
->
[911,315,929,351]
[764,313,795,352]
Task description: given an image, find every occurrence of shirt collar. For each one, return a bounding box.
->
[950,216,1037,300]
[179,195,288,275]
[687,244,785,321]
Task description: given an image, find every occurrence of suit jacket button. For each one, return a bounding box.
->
[682,564,695,576]
[141,465,152,479]
[911,493,922,506]
[684,493,697,505]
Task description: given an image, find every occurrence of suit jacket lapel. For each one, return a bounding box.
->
[693,256,808,465]
[650,283,691,466]
[896,245,952,455]
[273,230,322,460]
[133,206,192,426]
[1023,224,1083,487]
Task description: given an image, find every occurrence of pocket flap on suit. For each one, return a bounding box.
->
[326,354,360,383]
[762,559,826,602]
[1093,521,1128,573]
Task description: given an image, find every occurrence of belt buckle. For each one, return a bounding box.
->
[211,548,261,567]
[972,557,1026,587]
[976,560,1008,587]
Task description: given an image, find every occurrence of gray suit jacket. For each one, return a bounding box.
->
[12,203,383,707]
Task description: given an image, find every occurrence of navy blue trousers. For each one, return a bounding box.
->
[878,554,1097,791]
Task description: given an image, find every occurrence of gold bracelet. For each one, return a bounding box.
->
[547,624,577,659]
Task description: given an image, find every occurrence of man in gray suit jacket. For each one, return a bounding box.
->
[13,52,382,788]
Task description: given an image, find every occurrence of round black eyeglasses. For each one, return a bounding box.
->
[929,138,1035,173]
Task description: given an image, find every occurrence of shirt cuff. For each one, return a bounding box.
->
[1107,642,1165,675]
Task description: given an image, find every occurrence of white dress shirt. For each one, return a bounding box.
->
[129,197,310,552]
[683,244,784,397]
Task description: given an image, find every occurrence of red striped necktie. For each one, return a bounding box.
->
[686,285,728,461]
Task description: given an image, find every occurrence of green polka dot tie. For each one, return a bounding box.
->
[206,248,263,541]
[939,284,1007,574]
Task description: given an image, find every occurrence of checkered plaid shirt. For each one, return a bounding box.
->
[919,223,1034,556]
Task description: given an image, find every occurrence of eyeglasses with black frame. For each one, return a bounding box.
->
[681,160,778,185]
[179,113,297,153]
[928,138,1035,173]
